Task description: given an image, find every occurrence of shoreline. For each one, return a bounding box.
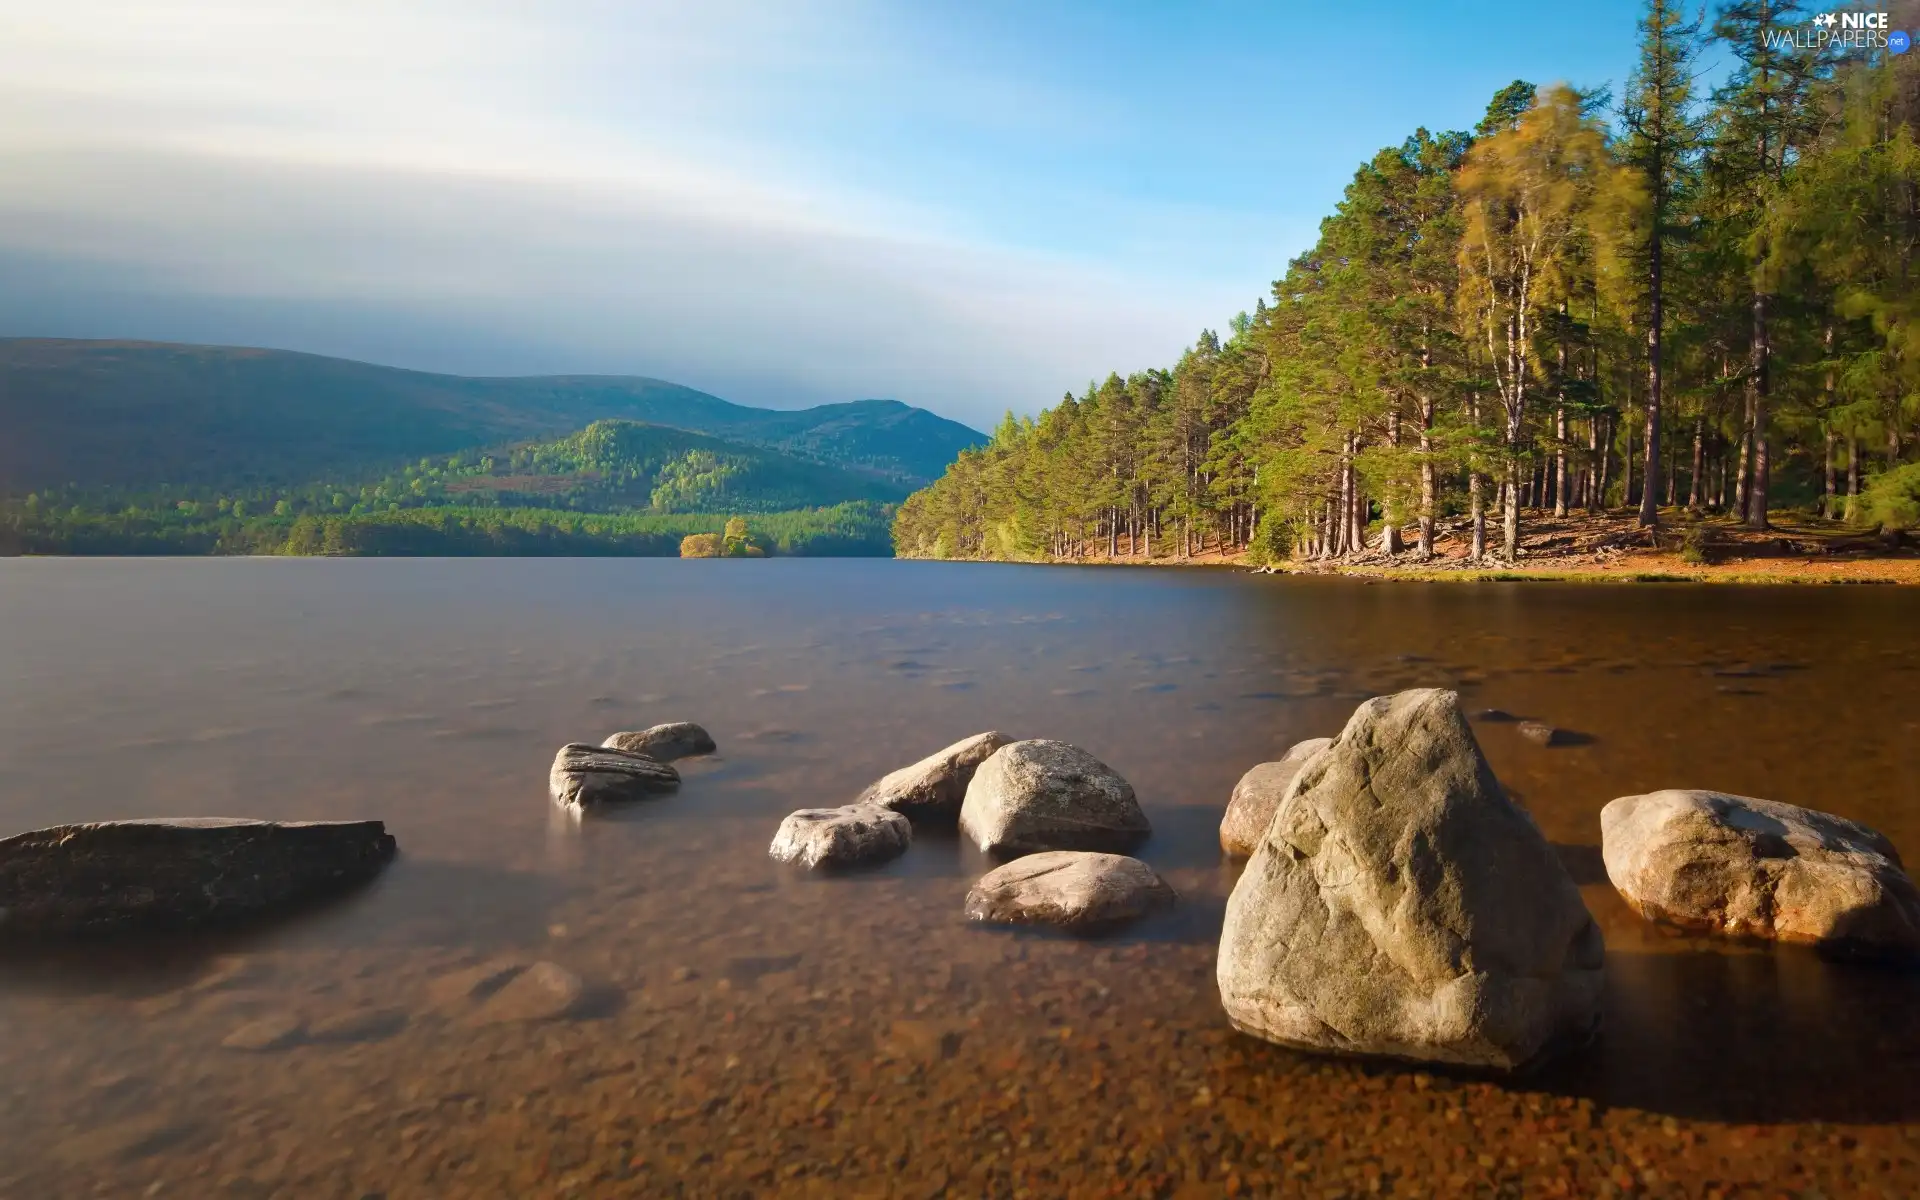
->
[904,511,1920,585]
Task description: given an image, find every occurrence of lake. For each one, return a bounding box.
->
[1,558,1918,1197]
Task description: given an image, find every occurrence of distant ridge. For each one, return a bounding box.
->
[0,338,986,492]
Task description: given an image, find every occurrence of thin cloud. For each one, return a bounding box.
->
[0,0,1270,425]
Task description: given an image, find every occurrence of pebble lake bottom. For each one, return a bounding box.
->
[0,557,1917,1199]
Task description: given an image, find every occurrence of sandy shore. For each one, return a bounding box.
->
[1009,512,1920,585]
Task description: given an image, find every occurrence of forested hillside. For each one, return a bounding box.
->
[0,340,984,492]
[2,419,902,556]
[895,4,1920,565]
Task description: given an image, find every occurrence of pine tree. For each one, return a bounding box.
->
[1457,84,1608,560]
[1616,0,1703,528]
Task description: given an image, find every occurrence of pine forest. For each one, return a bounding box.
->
[894,4,1920,566]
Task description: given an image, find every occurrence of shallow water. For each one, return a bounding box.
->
[1,558,1918,1198]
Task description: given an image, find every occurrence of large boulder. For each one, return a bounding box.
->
[549,744,680,813]
[1219,738,1333,857]
[1601,790,1920,959]
[959,740,1150,856]
[965,851,1174,932]
[1218,689,1604,1072]
[859,731,1012,823]
[769,805,911,869]
[601,723,716,762]
[0,818,396,934]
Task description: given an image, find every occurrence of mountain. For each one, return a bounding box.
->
[429,419,912,512]
[0,339,986,493]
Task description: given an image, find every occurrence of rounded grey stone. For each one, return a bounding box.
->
[601,722,716,762]
[769,805,911,869]
[1219,738,1333,858]
[958,740,1149,855]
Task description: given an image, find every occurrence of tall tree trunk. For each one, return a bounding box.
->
[1554,307,1569,518]
[1503,471,1520,562]
[1847,437,1861,523]
[1745,294,1772,529]
[1554,405,1569,518]
[1623,403,1636,511]
[1599,412,1615,510]
[1337,442,1353,557]
[1384,411,1402,555]
[1348,441,1366,555]
[1734,391,1754,516]
[1470,472,1486,563]
[1822,428,1836,519]
[1688,415,1704,509]
[1418,392,1436,557]
[1588,417,1602,512]
[1822,324,1838,518]
[1641,247,1664,526]
[1666,435,1679,506]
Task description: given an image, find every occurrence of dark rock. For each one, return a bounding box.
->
[1517,720,1560,746]
[959,740,1150,855]
[0,818,396,935]
[601,722,716,761]
[1473,709,1518,722]
[549,744,680,813]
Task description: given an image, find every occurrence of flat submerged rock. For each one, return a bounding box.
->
[965,851,1174,932]
[0,818,396,935]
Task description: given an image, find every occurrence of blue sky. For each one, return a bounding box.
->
[0,0,1689,430]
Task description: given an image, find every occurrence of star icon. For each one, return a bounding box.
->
[1812,11,1835,26]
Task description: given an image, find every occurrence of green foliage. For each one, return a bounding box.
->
[680,533,721,558]
[720,516,767,557]
[1678,523,1718,564]
[1244,511,1293,568]
[2,499,894,558]
[897,10,1920,564]
[1862,463,1920,531]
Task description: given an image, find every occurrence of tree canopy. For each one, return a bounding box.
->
[896,9,1920,564]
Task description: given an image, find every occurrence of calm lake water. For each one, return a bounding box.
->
[2,558,1918,1198]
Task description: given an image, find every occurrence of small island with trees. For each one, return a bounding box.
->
[679,518,769,558]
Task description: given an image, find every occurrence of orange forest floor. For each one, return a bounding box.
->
[1057,510,1920,585]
